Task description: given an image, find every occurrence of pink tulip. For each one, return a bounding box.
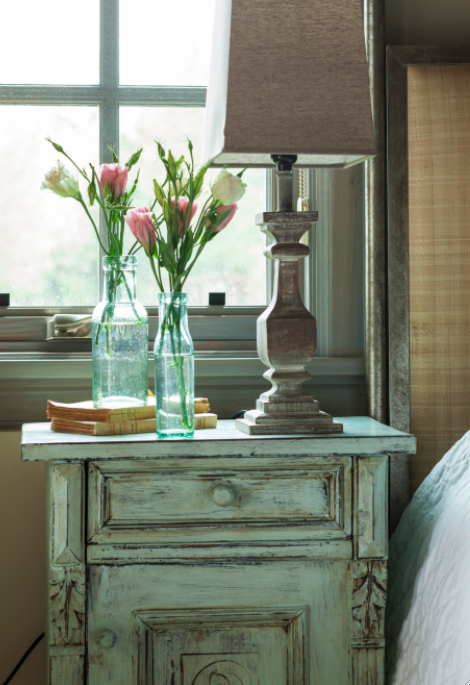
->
[125,206,156,255]
[207,204,238,233]
[98,163,128,200]
[171,196,197,235]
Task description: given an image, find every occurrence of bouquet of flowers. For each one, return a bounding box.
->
[42,137,143,257]
[41,139,144,357]
[125,140,247,433]
[124,140,246,292]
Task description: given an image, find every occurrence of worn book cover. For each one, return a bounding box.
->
[195,397,210,414]
[50,416,156,436]
[50,412,217,436]
[194,412,217,430]
[47,397,210,423]
[47,398,156,423]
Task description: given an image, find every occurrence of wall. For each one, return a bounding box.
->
[386,0,470,44]
[0,433,45,685]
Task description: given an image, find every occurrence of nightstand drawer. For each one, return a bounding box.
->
[87,457,352,557]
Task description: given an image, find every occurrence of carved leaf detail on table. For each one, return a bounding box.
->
[50,566,85,644]
[192,660,252,685]
[352,561,387,639]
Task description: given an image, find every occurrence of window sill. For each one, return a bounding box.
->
[0,310,263,353]
[0,355,366,430]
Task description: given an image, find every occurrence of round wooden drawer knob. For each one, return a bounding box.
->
[212,485,235,507]
[99,630,117,649]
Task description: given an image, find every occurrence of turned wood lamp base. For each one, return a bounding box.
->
[236,412,344,435]
[236,154,343,436]
[238,375,344,436]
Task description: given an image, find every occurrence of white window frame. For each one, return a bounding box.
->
[0,0,270,331]
[0,0,367,428]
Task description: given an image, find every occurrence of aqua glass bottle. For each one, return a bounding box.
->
[154,292,194,438]
[92,256,148,408]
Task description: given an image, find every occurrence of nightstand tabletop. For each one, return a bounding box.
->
[21,416,416,461]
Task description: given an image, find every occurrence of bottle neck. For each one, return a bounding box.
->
[103,260,137,304]
[158,293,188,326]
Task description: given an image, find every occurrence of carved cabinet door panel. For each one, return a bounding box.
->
[87,561,350,685]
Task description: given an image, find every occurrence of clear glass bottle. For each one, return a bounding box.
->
[154,292,194,438]
[92,256,148,408]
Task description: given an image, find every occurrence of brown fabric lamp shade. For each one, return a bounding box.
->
[203,0,375,168]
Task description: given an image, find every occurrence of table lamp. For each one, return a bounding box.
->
[202,0,375,435]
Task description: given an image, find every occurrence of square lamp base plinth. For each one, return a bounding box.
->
[236,409,343,436]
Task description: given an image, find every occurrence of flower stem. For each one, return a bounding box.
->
[94,263,140,359]
[150,256,165,293]
[79,199,108,253]
[156,296,193,432]
[166,304,192,430]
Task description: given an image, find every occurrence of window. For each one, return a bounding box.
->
[0,0,267,308]
[0,0,367,428]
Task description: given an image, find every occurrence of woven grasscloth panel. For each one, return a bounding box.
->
[408,65,470,492]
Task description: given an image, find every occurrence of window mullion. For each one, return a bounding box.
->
[116,86,206,107]
[265,169,275,302]
[100,0,119,161]
[308,170,318,318]
[99,0,120,294]
[0,85,105,104]
[315,169,333,357]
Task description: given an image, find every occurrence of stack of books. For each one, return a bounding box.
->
[47,397,217,436]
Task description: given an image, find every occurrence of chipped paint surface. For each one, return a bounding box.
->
[32,421,393,683]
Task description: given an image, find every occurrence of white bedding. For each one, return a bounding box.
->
[386,430,470,685]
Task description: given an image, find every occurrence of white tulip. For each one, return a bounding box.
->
[211,169,247,205]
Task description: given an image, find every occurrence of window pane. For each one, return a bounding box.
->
[0,107,100,305]
[120,0,216,86]
[0,1,99,84]
[120,107,267,306]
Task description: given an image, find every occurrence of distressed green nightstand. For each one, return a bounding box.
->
[22,417,416,685]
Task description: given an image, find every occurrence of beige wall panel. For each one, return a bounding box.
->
[0,432,45,685]
[408,65,470,492]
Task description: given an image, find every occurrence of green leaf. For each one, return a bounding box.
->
[107,144,119,163]
[166,244,178,270]
[237,166,249,178]
[157,239,177,274]
[107,204,130,211]
[177,233,194,272]
[217,209,231,224]
[125,169,140,202]
[162,201,171,226]
[168,149,177,177]
[175,154,185,170]
[183,229,194,257]
[193,165,208,196]
[156,141,166,160]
